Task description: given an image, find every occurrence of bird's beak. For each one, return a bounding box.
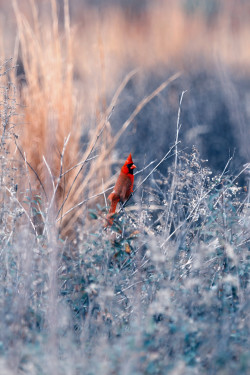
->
[131,164,136,169]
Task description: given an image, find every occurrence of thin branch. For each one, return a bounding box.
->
[165,90,186,235]
[14,136,48,200]
[134,159,157,176]
[23,151,33,198]
[218,155,233,182]
[60,155,98,177]
[56,189,113,222]
[47,133,71,221]
[102,178,108,211]
[59,133,71,177]
[43,156,55,193]
[5,187,38,237]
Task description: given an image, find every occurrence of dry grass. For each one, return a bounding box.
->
[11,0,116,237]
[11,0,84,236]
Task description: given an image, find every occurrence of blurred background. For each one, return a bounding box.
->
[1,0,250,213]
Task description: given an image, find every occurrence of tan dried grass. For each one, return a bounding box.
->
[12,0,109,236]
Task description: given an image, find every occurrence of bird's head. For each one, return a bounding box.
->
[121,153,136,175]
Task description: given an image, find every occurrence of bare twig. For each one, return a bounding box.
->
[102,178,108,211]
[14,136,48,200]
[5,186,38,236]
[134,160,157,176]
[165,90,186,234]
[60,155,98,177]
[43,156,55,194]
[218,155,233,182]
[59,133,71,178]
[23,151,33,198]
[47,133,71,217]
[56,188,113,222]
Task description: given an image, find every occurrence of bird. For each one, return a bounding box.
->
[106,153,136,226]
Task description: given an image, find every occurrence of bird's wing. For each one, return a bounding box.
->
[108,192,120,214]
[120,179,132,202]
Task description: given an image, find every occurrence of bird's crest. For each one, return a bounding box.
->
[125,153,133,165]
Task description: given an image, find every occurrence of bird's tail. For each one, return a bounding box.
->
[106,193,120,226]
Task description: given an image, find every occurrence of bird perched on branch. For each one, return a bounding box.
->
[106,153,136,226]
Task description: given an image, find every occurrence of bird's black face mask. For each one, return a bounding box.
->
[127,163,135,175]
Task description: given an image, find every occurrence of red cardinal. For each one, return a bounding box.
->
[107,153,136,225]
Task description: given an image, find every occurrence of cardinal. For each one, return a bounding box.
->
[106,153,136,225]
